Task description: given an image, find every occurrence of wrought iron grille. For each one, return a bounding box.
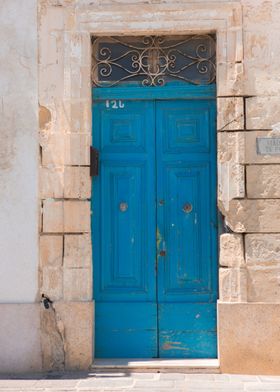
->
[91,35,216,87]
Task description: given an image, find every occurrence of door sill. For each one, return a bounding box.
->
[91,359,220,373]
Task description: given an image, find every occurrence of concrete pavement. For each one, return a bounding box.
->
[1,372,280,391]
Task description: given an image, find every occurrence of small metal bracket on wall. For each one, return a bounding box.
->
[90,146,99,176]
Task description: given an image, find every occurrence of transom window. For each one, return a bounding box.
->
[91,35,216,87]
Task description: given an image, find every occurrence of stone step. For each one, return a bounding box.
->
[91,359,220,373]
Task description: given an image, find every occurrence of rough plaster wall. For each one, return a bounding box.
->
[0,0,38,302]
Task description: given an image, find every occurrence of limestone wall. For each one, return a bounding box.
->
[33,0,280,374]
[1,0,280,375]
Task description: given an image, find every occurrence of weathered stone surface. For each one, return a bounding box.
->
[40,167,64,199]
[40,305,65,371]
[218,162,245,211]
[40,133,65,166]
[219,303,280,375]
[246,234,280,266]
[43,201,90,233]
[41,134,90,166]
[64,234,92,268]
[245,131,280,164]
[41,266,63,301]
[219,268,247,302]
[64,166,91,199]
[219,234,245,268]
[64,201,91,232]
[0,304,42,373]
[43,200,64,233]
[54,302,93,370]
[218,132,245,210]
[63,268,92,301]
[246,97,280,130]
[64,134,90,166]
[247,165,280,198]
[40,235,63,267]
[218,132,245,164]
[247,267,280,302]
[217,97,244,131]
[224,200,280,233]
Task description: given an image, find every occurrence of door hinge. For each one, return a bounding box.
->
[90,146,99,177]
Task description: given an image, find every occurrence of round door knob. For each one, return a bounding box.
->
[119,202,128,212]
[182,203,192,213]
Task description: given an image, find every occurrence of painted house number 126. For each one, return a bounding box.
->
[106,100,125,109]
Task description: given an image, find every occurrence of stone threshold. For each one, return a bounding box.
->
[91,359,220,373]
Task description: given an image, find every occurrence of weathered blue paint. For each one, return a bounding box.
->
[156,100,218,357]
[92,100,157,358]
[92,85,217,358]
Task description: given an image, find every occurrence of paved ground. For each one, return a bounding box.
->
[1,372,280,392]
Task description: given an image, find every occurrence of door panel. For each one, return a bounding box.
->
[92,100,157,357]
[157,163,213,299]
[158,303,217,358]
[92,96,217,359]
[156,100,217,358]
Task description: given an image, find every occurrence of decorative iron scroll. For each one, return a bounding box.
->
[91,35,216,87]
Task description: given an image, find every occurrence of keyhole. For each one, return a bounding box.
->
[182,203,192,213]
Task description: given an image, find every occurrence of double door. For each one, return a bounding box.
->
[92,96,217,358]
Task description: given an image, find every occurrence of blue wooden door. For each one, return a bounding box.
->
[156,100,217,358]
[92,93,217,358]
[93,100,157,357]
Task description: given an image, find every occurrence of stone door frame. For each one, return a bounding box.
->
[39,1,244,369]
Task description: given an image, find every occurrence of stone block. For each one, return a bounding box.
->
[218,303,280,375]
[218,132,245,210]
[54,301,93,370]
[64,201,91,232]
[219,234,245,267]
[219,268,247,302]
[40,167,64,199]
[41,266,63,301]
[218,132,245,164]
[225,200,280,233]
[64,234,92,268]
[41,133,65,166]
[70,101,91,133]
[218,162,245,210]
[40,235,63,267]
[64,166,91,199]
[43,200,64,233]
[247,267,280,302]
[217,97,244,131]
[40,305,65,371]
[63,268,92,301]
[41,133,90,167]
[246,97,280,130]
[64,134,91,166]
[246,234,280,266]
[217,62,244,97]
[0,304,42,372]
[245,131,280,164]
[247,165,280,198]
